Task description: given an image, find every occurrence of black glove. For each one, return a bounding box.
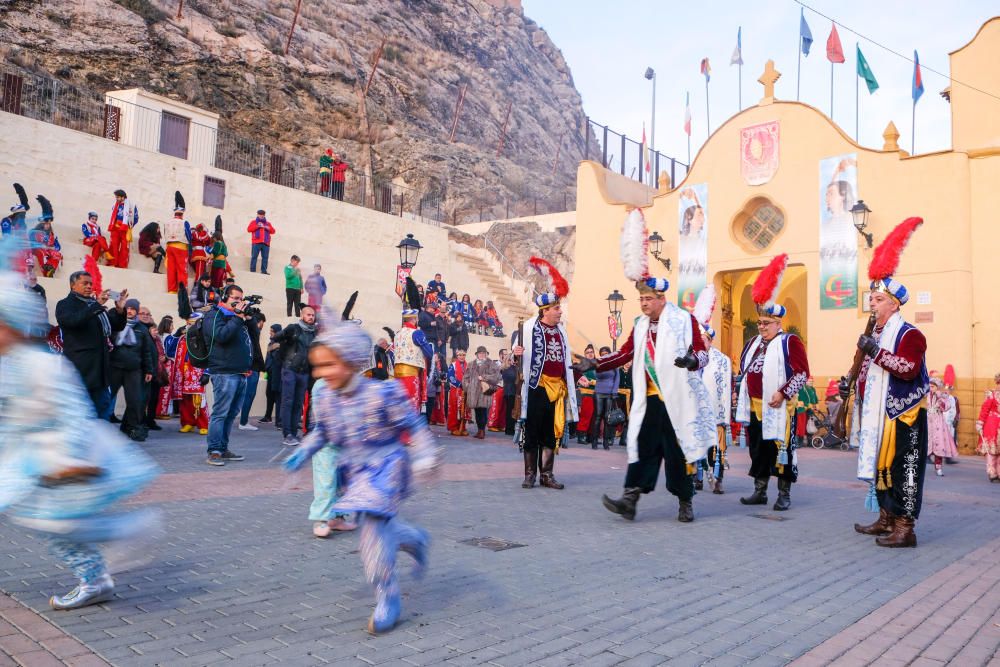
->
[199,374,210,386]
[837,377,850,400]
[673,350,699,371]
[572,357,597,374]
[857,335,879,358]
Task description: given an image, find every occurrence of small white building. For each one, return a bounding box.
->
[104,89,219,168]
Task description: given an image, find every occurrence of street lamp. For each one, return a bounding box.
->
[647,231,671,272]
[396,233,422,269]
[606,289,625,351]
[644,67,656,187]
[850,200,873,248]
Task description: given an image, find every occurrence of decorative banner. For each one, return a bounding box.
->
[608,314,621,340]
[394,265,412,298]
[819,153,859,309]
[740,121,780,185]
[677,184,708,311]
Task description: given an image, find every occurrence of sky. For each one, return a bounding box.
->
[521,0,1000,168]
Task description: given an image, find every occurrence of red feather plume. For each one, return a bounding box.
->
[83,255,103,294]
[529,256,569,298]
[943,364,956,387]
[868,217,923,281]
[751,253,788,307]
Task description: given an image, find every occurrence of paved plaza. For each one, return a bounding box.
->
[1,423,998,667]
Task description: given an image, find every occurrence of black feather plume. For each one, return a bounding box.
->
[13,183,29,210]
[341,290,359,321]
[36,195,53,220]
[404,277,421,310]
[174,191,185,211]
[177,284,192,320]
[214,215,222,235]
[382,326,395,342]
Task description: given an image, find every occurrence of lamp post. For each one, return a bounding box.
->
[850,200,873,248]
[644,67,656,187]
[647,231,671,272]
[607,289,625,351]
[396,233,422,269]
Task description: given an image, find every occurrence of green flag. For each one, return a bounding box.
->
[857,44,879,94]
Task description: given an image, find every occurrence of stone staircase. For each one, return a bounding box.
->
[452,248,535,327]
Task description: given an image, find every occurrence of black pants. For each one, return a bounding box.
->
[474,407,488,431]
[425,396,436,424]
[623,395,693,501]
[877,409,928,520]
[281,367,309,437]
[504,394,516,435]
[747,412,798,482]
[589,393,616,444]
[109,367,144,432]
[286,288,302,317]
[525,385,558,452]
[332,181,345,201]
[145,380,162,425]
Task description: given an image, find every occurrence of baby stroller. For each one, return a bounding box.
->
[808,402,850,451]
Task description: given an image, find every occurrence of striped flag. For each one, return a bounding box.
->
[731,27,743,65]
[700,58,711,83]
[684,92,691,136]
[912,50,924,102]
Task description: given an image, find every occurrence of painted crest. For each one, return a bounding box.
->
[740,121,780,185]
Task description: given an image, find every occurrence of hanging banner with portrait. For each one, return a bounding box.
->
[818,154,858,309]
[677,184,708,311]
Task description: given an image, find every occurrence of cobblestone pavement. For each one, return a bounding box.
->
[2,421,998,666]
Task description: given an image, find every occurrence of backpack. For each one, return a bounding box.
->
[185,311,218,369]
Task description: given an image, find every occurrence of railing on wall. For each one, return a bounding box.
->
[583,117,689,188]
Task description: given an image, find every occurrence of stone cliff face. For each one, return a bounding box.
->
[0,0,584,220]
[449,220,575,293]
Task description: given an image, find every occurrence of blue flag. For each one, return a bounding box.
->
[912,50,924,103]
[800,8,813,56]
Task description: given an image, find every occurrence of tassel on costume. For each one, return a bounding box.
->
[864,483,879,513]
[738,430,746,448]
[713,457,721,478]
[778,445,788,466]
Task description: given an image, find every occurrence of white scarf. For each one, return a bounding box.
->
[735,334,789,441]
[852,312,905,482]
[703,347,732,426]
[626,305,715,465]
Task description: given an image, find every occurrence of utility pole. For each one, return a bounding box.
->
[449,84,467,142]
[284,0,302,56]
[496,102,512,156]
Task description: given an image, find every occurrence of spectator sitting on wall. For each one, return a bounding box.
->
[137,222,164,274]
[247,210,275,275]
[190,274,218,311]
[428,273,446,299]
[484,300,504,337]
[457,294,474,326]
[331,153,349,201]
[416,284,426,307]
[304,264,327,310]
[419,302,439,350]
[81,211,113,265]
[472,299,487,335]
[285,255,303,317]
[29,219,63,278]
[449,312,469,355]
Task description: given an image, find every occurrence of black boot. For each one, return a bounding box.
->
[539,448,564,489]
[740,477,769,505]
[152,254,163,274]
[602,487,640,520]
[678,500,694,523]
[521,449,537,488]
[773,478,791,511]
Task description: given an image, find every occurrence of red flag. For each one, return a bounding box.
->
[826,24,845,63]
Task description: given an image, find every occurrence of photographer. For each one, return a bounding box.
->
[274,304,317,446]
[204,284,253,466]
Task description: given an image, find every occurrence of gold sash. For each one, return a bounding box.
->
[540,374,568,445]
[394,364,421,378]
[876,399,925,490]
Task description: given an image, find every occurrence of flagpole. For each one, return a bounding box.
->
[705,77,710,137]
[855,58,859,141]
[738,62,742,111]
[797,41,802,101]
[830,61,834,119]
[912,100,916,154]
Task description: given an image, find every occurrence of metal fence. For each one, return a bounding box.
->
[0,63,445,224]
[584,118,689,188]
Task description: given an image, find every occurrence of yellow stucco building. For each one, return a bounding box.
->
[567,17,1000,452]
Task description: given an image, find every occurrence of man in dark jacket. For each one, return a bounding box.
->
[55,270,127,418]
[109,298,156,441]
[205,285,253,466]
[433,304,450,353]
[261,323,284,425]
[274,304,317,446]
[238,312,267,430]
[418,303,438,350]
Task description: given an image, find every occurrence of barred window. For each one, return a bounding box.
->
[736,200,785,251]
[203,176,226,209]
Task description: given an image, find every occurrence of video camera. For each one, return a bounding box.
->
[236,294,264,319]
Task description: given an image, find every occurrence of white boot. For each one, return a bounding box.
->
[49,573,114,610]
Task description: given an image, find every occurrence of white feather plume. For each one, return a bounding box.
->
[692,284,717,326]
[620,208,649,282]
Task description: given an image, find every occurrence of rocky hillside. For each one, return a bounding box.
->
[0,0,585,220]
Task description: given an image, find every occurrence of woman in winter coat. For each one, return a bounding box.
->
[461,346,501,439]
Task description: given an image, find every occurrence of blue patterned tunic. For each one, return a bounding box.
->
[301,377,438,518]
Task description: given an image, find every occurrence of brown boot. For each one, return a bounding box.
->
[521,449,537,488]
[539,448,564,489]
[875,516,917,548]
[712,479,724,494]
[854,508,894,536]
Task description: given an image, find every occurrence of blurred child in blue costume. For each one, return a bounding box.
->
[284,321,440,634]
[0,268,159,611]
